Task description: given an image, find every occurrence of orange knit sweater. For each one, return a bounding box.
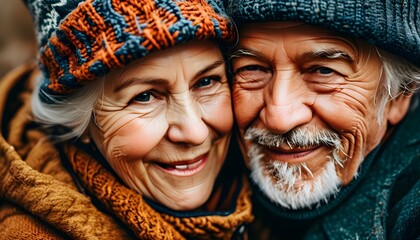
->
[0,64,253,239]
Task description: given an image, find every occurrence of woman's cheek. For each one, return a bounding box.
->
[105,114,169,160]
[201,94,234,135]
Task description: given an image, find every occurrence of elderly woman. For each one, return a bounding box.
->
[0,0,252,239]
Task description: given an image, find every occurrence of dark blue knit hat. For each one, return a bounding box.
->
[23,0,235,99]
[225,0,420,66]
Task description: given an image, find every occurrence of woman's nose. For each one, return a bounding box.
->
[166,97,209,145]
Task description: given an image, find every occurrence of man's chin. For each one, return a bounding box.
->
[250,157,342,210]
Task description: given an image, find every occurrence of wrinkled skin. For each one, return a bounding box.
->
[88,40,233,211]
[231,22,412,208]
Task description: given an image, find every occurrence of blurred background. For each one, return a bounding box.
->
[0,0,37,78]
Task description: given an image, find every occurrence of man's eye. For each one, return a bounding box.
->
[312,67,334,75]
[235,65,269,74]
[236,65,270,75]
[241,65,263,71]
[234,65,272,88]
[134,92,153,102]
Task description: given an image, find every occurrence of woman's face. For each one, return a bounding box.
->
[88,40,233,210]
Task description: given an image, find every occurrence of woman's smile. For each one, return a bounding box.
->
[153,153,209,176]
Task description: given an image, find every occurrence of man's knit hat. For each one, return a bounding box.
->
[23,0,235,100]
[226,0,420,66]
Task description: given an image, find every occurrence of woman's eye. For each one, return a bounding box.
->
[133,92,153,102]
[194,76,220,89]
[195,78,212,88]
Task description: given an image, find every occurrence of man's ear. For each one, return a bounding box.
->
[387,93,413,125]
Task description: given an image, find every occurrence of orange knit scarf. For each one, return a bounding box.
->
[64,143,253,239]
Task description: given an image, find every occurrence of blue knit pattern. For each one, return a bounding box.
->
[22,0,234,101]
[23,0,83,46]
[226,0,420,66]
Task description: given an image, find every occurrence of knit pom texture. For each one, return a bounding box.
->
[226,0,420,66]
[24,0,235,97]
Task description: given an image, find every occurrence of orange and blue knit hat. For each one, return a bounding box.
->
[23,0,235,102]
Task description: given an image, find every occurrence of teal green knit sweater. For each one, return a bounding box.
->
[250,95,420,240]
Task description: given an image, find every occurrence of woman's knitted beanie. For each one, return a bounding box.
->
[226,0,420,66]
[23,0,235,100]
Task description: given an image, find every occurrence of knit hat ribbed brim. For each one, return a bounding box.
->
[24,0,235,99]
[226,0,420,66]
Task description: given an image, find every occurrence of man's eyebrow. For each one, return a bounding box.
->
[230,48,355,65]
[114,60,225,92]
[301,49,355,64]
[229,48,262,60]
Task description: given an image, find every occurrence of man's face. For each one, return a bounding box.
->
[231,22,407,209]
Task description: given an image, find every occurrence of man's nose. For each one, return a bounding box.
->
[166,95,208,145]
[260,72,312,134]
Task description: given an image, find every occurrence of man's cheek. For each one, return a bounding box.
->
[233,89,264,129]
[237,129,252,169]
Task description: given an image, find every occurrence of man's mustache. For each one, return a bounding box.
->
[244,126,346,167]
[244,127,341,150]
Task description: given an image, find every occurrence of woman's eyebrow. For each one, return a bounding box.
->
[114,60,225,92]
[114,77,168,92]
[192,60,225,80]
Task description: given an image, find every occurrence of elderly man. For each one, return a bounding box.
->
[226,0,420,239]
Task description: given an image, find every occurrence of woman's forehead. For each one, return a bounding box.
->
[105,40,223,87]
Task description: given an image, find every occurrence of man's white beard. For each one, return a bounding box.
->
[246,127,345,210]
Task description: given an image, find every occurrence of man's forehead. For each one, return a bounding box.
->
[236,22,359,62]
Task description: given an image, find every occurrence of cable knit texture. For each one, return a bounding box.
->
[65,143,253,239]
[0,64,253,239]
[23,0,235,98]
[226,0,420,66]
[0,64,133,239]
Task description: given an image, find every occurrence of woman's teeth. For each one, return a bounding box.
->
[174,160,202,170]
[175,164,188,170]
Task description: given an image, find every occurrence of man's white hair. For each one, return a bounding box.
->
[375,48,420,123]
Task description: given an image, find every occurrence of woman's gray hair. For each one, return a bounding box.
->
[375,48,420,123]
[31,75,105,142]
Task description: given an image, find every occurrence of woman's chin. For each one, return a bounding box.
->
[163,193,210,211]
